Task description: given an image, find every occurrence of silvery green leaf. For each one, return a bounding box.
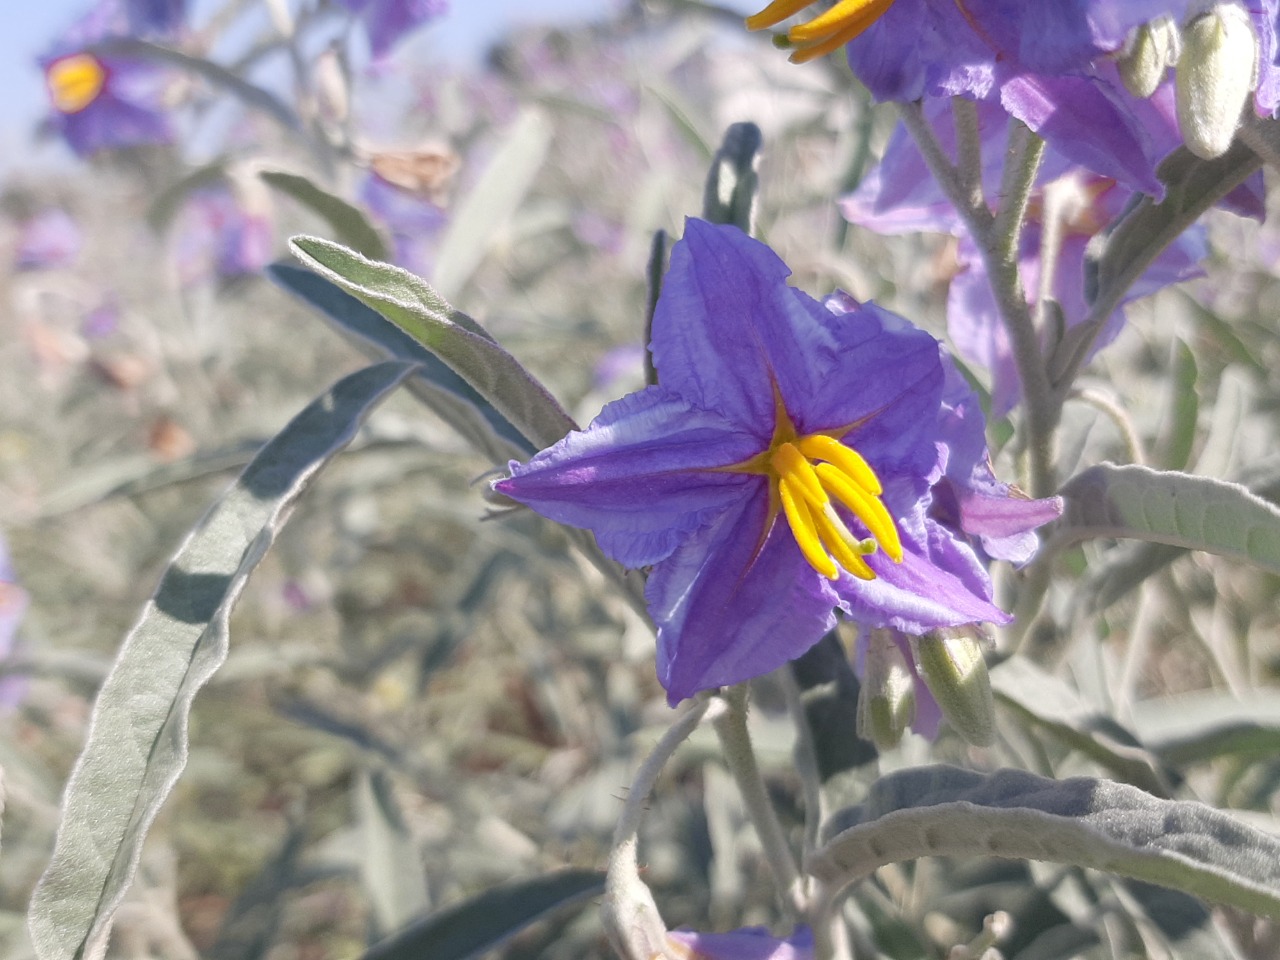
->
[289,236,577,451]
[812,765,1280,919]
[702,122,762,234]
[361,869,604,960]
[260,170,390,261]
[27,361,415,960]
[430,109,552,301]
[991,656,1172,796]
[356,769,430,937]
[1054,463,1280,573]
[268,263,533,460]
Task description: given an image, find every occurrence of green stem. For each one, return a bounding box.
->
[713,685,807,918]
[897,103,1056,497]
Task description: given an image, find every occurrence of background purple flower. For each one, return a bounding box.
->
[0,536,30,712]
[338,0,448,59]
[14,208,83,270]
[668,925,814,960]
[172,187,274,284]
[123,0,187,37]
[359,172,448,276]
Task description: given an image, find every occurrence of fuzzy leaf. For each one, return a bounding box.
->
[813,765,1280,919]
[1054,463,1280,573]
[261,170,390,261]
[268,263,533,460]
[27,361,415,960]
[289,236,577,451]
[361,869,604,960]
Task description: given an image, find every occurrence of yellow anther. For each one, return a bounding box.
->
[813,505,876,580]
[746,0,897,63]
[47,54,107,114]
[797,433,882,495]
[815,462,903,562]
[779,476,839,579]
[745,0,813,31]
[771,441,827,507]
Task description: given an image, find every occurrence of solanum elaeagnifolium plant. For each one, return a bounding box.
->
[14,2,1280,960]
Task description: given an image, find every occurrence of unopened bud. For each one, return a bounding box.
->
[1176,3,1258,158]
[913,628,994,747]
[856,628,916,750]
[1118,16,1182,98]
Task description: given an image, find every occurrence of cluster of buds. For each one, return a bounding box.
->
[857,627,995,751]
[1119,3,1262,159]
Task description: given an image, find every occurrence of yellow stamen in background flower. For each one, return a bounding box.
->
[46,54,106,114]
[746,0,897,64]
[768,434,900,580]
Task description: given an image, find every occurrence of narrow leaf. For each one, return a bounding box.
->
[701,121,762,234]
[27,361,415,960]
[1053,463,1280,573]
[431,109,553,300]
[812,765,1280,920]
[356,769,430,937]
[1159,340,1198,472]
[361,869,604,960]
[990,656,1173,796]
[267,263,533,460]
[87,37,301,133]
[289,236,577,451]
[260,170,390,262]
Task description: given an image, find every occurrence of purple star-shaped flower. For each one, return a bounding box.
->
[495,221,1057,702]
[40,2,175,157]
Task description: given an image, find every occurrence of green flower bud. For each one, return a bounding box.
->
[856,628,916,751]
[1176,3,1259,158]
[1118,16,1182,99]
[913,628,994,747]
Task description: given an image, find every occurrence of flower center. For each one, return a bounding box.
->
[723,392,904,581]
[46,54,107,115]
[746,0,897,63]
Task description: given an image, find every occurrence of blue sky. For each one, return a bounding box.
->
[0,0,623,163]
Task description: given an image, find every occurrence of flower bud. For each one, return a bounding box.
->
[913,628,994,747]
[1118,16,1182,99]
[856,628,916,750]
[1176,3,1258,158]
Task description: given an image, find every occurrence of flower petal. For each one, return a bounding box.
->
[840,519,1009,634]
[496,385,759,568]
[649,492,838,703]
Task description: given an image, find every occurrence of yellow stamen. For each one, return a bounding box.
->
[815,462,903,562]
[746,0,896,63]
[779,476,839,579]
[812,504,876,580]
[46,54,106,114]
[797,433,882,495]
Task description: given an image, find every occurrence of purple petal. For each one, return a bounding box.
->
[841,519,1009,635]
[668,926,814,960]
[496,385,760,569]
[649,492,838,703]
[1000,73,1162,197]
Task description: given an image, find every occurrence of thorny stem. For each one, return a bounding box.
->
[604,695,726,960]
[713,685,808,919]
[896,103,1056,498]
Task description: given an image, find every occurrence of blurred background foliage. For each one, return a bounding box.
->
[3,2,1280,958]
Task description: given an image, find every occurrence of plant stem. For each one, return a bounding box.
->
[603,695,725,960]
[897,103,1056,497]
[713,685,807,918]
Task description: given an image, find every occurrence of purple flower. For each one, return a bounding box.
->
[172,187,274,284]
[40,3,175,156]
[494,220,1053,703]
[842,97,1212,415]
[15,209,83,270]
[748,2,1199,195]
[668,926,813,960]
[338,0,448,59]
